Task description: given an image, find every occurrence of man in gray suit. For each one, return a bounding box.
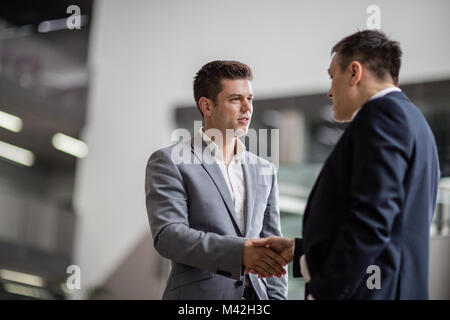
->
[145,60,288,300]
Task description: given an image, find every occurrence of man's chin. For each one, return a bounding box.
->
[225,126,248,137]
[333,113,351,123]
[234,127,248,137]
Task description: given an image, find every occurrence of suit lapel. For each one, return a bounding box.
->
[190,137,243,236]
[242,152,257,237]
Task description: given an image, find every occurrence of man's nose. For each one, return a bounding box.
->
[327,89,333,99]
[242,100,252,113]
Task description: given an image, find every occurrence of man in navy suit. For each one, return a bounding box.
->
[251,30,441,299]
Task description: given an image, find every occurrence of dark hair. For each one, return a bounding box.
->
[193,60,253,118]
[331,30,402,85]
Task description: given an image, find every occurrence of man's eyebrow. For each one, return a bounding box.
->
[227,93,253,98]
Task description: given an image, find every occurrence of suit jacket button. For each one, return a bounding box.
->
[235,280,243,287]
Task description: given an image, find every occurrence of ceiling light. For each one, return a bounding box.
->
[0,110,23,132]
[3,283,41,298]
[0,269,44,287]
[0,140,34,166]
[38,16,88,33]
[52,133,88,158]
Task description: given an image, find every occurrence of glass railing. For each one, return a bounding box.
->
[432,177,450,237]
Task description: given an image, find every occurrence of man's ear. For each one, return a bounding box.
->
[348,61,363,86]
[198,97,213,117]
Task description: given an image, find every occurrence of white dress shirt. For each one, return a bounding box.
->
[200,127,247,235]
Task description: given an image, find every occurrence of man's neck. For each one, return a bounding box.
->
[203,126,237,164]
[346,82,397,122]
[351,83,395,113]
[362,82,397,105]
[223,137,237,164]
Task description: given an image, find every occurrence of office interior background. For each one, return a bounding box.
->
[0,0,449,300]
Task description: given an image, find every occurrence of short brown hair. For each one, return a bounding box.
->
[193,60,253,117]
[332,30,402,85]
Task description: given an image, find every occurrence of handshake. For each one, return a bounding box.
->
[243,236,295,278]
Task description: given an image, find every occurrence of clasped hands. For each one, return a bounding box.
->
[243,236,294,278]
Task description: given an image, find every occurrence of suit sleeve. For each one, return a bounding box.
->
[145,149,246,280]
[293,238,304,278]
[308,101,412,299]
[259,164,288,300]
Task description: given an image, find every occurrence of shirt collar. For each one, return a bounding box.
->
[368,86,402,101]
[199,127,246,163]
[351,86,402,121]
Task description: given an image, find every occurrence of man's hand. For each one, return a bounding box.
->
[243,239,288,278]
[252,236,295,264]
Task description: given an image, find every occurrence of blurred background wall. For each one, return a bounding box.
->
[0,0,449,300]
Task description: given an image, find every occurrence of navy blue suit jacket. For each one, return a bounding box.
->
[293,91,440,299]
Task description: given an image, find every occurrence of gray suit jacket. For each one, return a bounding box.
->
[145,134,288,300]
